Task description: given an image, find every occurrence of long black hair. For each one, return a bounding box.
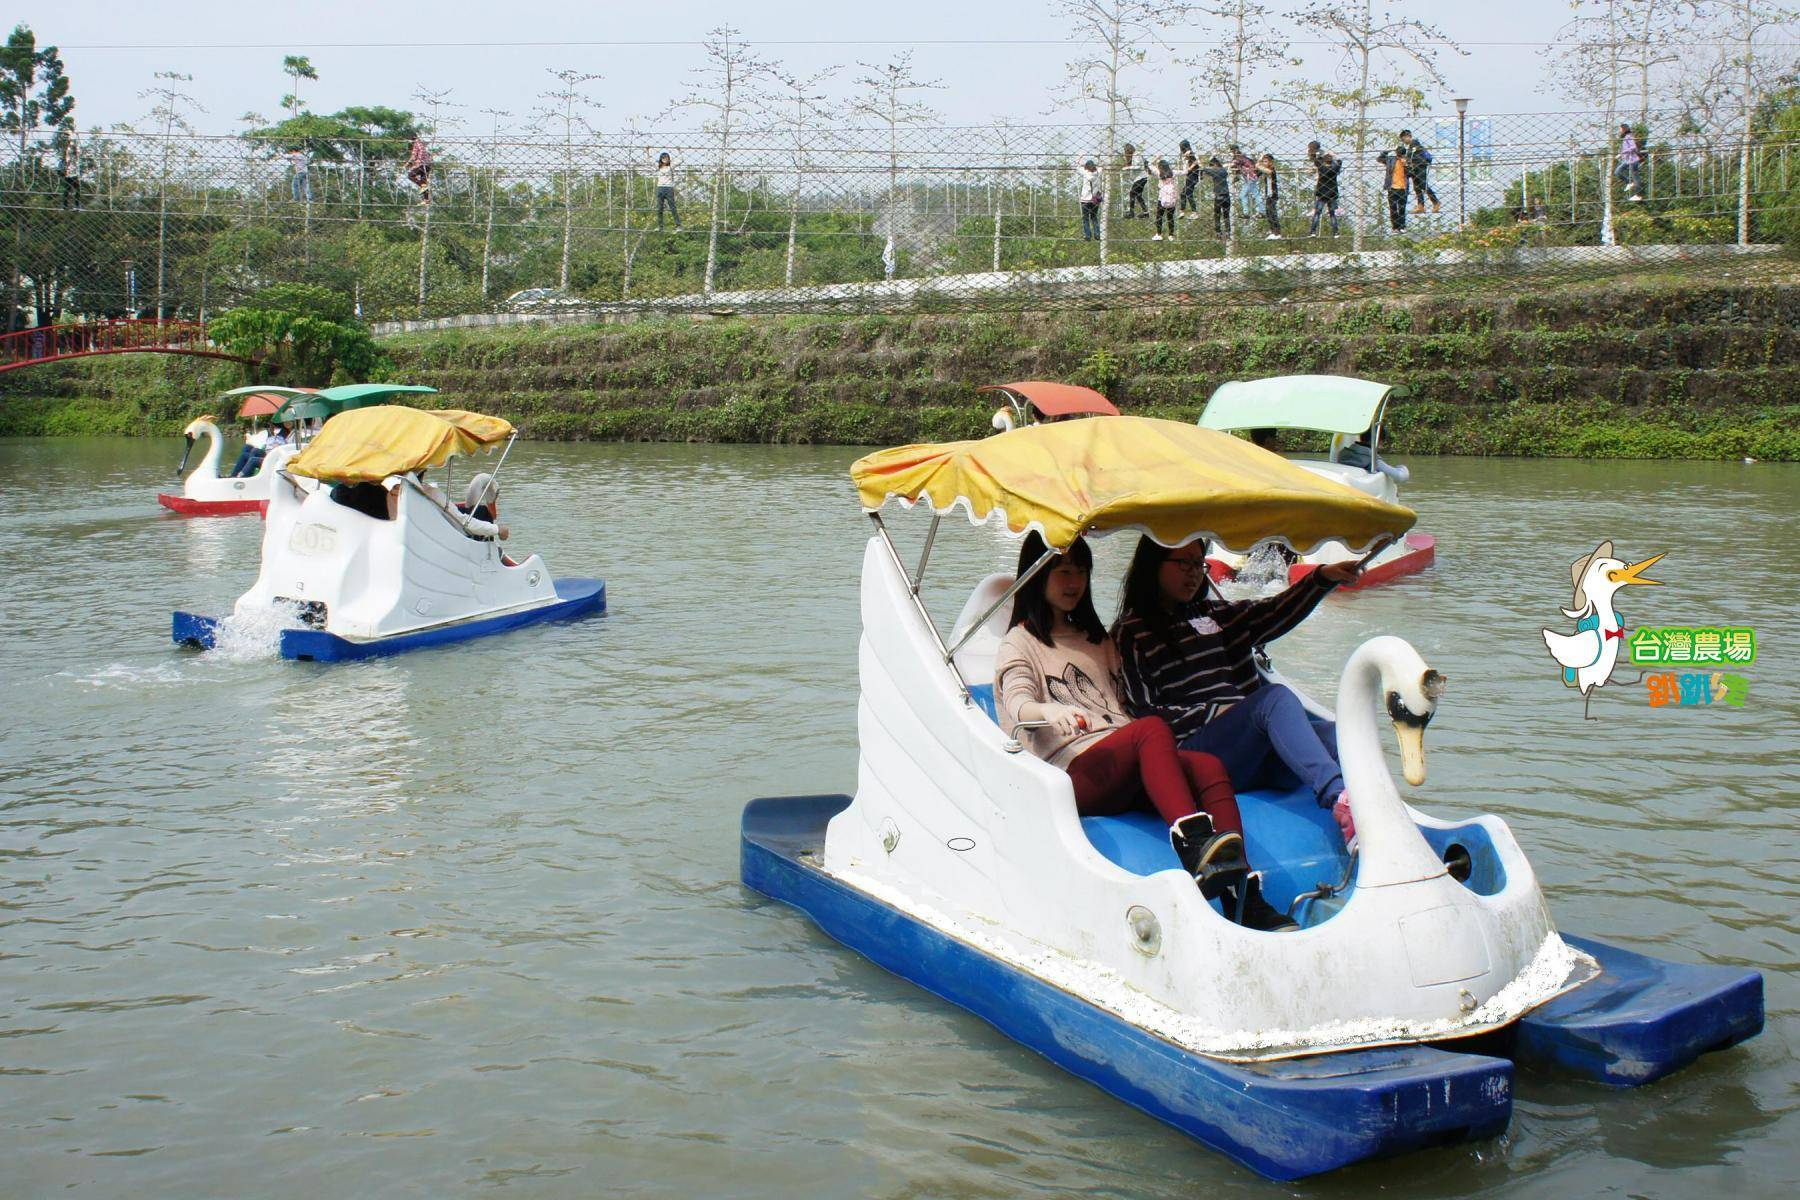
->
[1113,535,1208,640]
[1009,532,1105,647]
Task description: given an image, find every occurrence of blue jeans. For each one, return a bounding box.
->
[1178,684,1343,805]
[290,171,312,202]
[1081,200,1100,240]
[1239,177,1261,216]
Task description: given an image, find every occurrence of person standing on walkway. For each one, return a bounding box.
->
[1616,124,1644,200]
[1078,158,1103,241]
[286,145,313,203]
[1308,142,1341,237]
[1377,143,1409,230]
[1230,145,1259,218]
[1201,156,1232,238]
[1178,140,1200,219]
[652,150,682,230]
[1257,153,1283,239]
[1153,159,1180,240]
[1120,144,1151,219]
[405,134,433,204]
[57,123,81,209]
[1399,130,1438,214]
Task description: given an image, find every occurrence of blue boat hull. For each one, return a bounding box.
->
[741,794,1514,1181]
[742,793,1766,1178]
[1512,933,1763,1086]
[172,577,606,661]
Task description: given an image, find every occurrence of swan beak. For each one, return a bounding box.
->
[1607,553,1664,587]
[1395,721,1427,786]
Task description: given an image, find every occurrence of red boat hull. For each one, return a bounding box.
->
[157,493,267,517]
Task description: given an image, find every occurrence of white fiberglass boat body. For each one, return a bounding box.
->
[172,404,603,660]
[741,416,1762,1179]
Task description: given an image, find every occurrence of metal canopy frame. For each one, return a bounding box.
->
[868,509,1062,705]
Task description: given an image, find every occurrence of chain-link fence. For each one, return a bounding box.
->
[4,108,1796,329]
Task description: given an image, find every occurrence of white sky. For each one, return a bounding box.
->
[27,0,1741,137]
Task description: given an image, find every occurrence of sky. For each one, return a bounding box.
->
[20,0,1761,138]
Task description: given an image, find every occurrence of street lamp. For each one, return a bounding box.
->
[1454,98,1471,229]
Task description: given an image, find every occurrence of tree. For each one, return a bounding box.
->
[1052,1,1190,266]
[139,71,204,319]
[762,65,839,287]
[477,107,511,298]
[1289,1,1460,252]
[1188,1,1295,147]
[1719,0,1799,242]
[1544,1,1660,243]
[1,23,74,329]
[281,55,318,119]
[535,68,602,291]
[671,27,774,294]
[849,50,943,278]
[208,282,387,385]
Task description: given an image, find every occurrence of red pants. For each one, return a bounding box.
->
[1066,717,1242,833]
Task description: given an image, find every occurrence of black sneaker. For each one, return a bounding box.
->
[1168,812,1214,873]
[1228,873,1300,931]
[1171,816,1247,899]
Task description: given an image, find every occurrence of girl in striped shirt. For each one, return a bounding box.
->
[1113,537,1364,845]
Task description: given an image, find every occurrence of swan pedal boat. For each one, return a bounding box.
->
[156,384,442,517]
[739,417,1762,1180]
[172,404,604,661]
[1197,375,1436,589]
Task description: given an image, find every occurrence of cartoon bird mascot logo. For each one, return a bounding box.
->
[1541,540,1663,720]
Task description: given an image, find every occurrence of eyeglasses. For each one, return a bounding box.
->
[1165,556,1209,575]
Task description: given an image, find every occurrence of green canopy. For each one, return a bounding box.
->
[273,383,438,423]
[1198,375,1405,436]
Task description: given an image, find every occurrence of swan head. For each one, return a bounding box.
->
[990,408,1017,433]
[1376,640,1447,787]
[182,415,219,440]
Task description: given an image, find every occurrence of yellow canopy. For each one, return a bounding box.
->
[287,405,514,483]
[852,416,1415,553]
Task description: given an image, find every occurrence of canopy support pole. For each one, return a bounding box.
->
[870,512,967,700]
[911,514,940,596]
[473,433,518,511]
[944,547,1056,661]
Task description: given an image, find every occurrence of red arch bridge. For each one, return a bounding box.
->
[0,319,255,374]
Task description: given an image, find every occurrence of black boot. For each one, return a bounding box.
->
[1225,873,1299,932]
[1170,815,1247,900]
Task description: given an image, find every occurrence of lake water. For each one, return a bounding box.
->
[1,438,1794,1197]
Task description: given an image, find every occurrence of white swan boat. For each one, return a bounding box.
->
[1198,375,1436,588]
[740,416,1762,1179]
[172,404,604,661]
[156,387,319,516]
[156,384,441,517]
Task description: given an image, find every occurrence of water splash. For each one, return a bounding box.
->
[1215,542,1297,601]
[208,603,304,662]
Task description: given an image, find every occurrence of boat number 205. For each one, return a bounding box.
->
[288,523,339,557]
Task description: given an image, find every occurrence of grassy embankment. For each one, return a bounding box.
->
[4,280,1797,459]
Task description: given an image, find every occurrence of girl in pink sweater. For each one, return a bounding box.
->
[995,533,1294,929]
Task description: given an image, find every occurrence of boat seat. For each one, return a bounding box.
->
[965,644,1350,912]
[949,573,1015,686]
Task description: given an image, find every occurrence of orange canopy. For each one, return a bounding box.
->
[237,389,314,418]
[978,381,1119,418]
